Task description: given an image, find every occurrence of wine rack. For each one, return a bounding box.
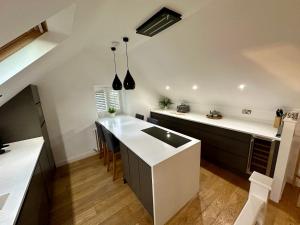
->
[247,136,279,177]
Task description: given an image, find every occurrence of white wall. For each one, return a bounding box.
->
[35,47,157,165]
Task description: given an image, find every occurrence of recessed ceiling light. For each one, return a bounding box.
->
[238,84,246,91]
[192,85,198,90]
[165,85,170,90]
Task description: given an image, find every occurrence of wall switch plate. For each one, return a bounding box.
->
[242,109,252,115]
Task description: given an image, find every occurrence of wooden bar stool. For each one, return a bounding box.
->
[95,121,108,165]
[293,148,300,207]
[102,127,120,181]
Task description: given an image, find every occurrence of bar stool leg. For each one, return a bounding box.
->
[107,151,111,172]
[113,153,117,181]
[99,139,103,159]
[103,145,107,165]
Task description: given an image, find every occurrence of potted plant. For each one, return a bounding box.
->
[108,107,117,117]
[159,97,173,110]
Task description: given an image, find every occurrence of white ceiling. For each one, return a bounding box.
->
[1,0,300,112]
[125,0,300,110]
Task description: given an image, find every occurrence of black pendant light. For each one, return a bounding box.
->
[111,47,122,90]
[123,37,135,90]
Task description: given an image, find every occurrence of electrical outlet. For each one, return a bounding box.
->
[242,109,252,115]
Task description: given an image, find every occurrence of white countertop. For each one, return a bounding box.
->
[98,115,200,167]
[0,137,44,225]
[151,110,280,141]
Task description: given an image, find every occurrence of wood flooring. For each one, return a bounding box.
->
[50,155,300,225]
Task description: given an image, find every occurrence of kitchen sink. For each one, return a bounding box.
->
[0,193,9,210]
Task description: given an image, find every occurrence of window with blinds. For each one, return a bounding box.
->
[95,88,121,113]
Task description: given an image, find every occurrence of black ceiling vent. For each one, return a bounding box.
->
[136,7,182,37]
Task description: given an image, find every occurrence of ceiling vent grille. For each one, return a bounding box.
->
[136,7,182,37]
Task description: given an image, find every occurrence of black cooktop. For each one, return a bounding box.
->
[142,126,191,148]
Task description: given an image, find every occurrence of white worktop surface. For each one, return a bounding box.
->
[0,137,44,225]
[151,110,280,141]
[98,115,200,167]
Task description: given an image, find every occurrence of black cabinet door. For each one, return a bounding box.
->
[127,150,140,197]
[0,86,41,143]
[41,123,56,173]
[38,145,53,200]
[16,163,46,225]
[121,145,153,217]
[139,160,153,217]
[151,111,251,175]
[120,143,130,183]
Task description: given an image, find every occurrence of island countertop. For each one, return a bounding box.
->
[0,137,44,225]
[151,109,280,141]
[98,115,200,167]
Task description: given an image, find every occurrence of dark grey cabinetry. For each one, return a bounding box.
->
[150,112,253,175]
[0,85,56,224]
[120,143,153,217]
[16,146,50,225]
[138,159,153,217]
[0,85,56,174]
[120,143,130,183]
[128,149,141,196]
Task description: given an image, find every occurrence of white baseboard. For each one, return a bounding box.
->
[56,150,98,167]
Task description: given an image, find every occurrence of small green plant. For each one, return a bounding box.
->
[159,97,173,109]
[108,107,116,114]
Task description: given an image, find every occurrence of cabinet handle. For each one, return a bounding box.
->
[246,137,255,174]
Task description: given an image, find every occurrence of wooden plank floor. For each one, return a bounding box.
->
[50,155,300,225]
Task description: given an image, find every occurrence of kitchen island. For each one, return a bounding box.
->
[98,115,201,225]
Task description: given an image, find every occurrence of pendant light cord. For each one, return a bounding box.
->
[126,42,129,69]
[113,51,117,74]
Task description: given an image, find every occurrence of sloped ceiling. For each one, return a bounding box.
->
[1,0,300,111]
[127,0,300,110]
[0,0,209,105]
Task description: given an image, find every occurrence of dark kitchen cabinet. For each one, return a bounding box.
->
[0,85,56,224]
[120,143,130,183]
[41,123,56,176]
[38,145,54,201]
[16,148,49,225]
[0,85,56,176]
[150,112,253,175]
[139,158,153,217]
[120,143,153,217]
[128,149,141,196]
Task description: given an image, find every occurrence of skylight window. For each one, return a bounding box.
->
[0,21,47,62]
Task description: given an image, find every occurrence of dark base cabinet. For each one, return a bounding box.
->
[16,146,51,225]
[0,85,56,224]
[150,112,279,177]
[120,143,153,217]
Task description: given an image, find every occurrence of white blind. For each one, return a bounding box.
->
[108,90,120,110]
[95,88,121,113]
